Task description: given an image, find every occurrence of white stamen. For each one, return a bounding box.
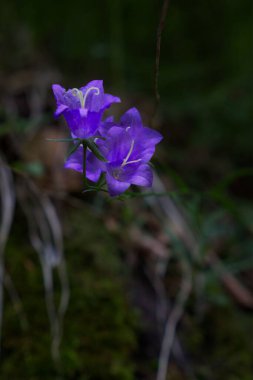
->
[121,139,141,167]
[72,86,100,108]
[72,88,83,106]
[112,139,141,180]
[82,86,100,108]
[122,139,135,167]
[124,158,142,166]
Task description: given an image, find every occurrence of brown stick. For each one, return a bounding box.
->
[154,0,170,107]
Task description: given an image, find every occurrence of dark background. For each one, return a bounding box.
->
[0,1,252,379]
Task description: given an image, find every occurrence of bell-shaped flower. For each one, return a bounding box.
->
[101,124,162,196]
[65,107,162,196]
[52,80,120,139]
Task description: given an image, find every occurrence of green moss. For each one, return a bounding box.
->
[2,206,137,379]
[183,304,253,380]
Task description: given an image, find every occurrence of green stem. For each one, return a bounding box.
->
[82,142,88,188]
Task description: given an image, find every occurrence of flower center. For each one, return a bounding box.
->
[112,168,122,180]
[72,86,100,108]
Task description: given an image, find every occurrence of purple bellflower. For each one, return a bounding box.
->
[52,80,120,139]
[65,107,163,196]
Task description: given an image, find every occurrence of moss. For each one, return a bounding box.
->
[2,205,137,379]
[183,304,253,380]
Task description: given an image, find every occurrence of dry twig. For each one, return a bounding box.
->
[156,258,192,380]
[17,178,69,363]
[143,174,197,379]
[154,0,170,106]
[0,156,15,353]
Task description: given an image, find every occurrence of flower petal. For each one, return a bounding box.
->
[80,80,104,112]
[106,173,130,196]
[86,151,104,182]
[98,115,115,136]
[114,162,153,187]
[130,163,153,187]
[104,116,114,123]
[64,147,103,183]
[120,107,142,128]
[52,84,65,103]
[55,104,68,117]
[64,146,83,173]
[64,109,101,138]
[102,94,121,110]
[139,127,163,145]
[52,84,81,110]
[128,127,163,162]
[106,127,132,162]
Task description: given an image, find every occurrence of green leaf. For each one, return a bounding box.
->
[47,138,80,142]
[67,140,82,158]
[85,140,107,162]
[12,161,45,177]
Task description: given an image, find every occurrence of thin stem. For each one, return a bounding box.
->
[153,0,170,123]
[82,142,88,189]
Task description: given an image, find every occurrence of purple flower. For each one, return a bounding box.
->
[65,107,163,196]
[52,80,120,139]
[100,108,162,195]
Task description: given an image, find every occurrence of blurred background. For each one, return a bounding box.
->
[0,0,252,379]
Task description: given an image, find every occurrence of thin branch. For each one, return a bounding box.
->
[142,173,197,379]
[17,178,69,363]
[0,157,15,353]
[144,173,199,260]
[207,252,253,309]
[156,258,192,380]
[82,143,87,188]
[154,0,170,107]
